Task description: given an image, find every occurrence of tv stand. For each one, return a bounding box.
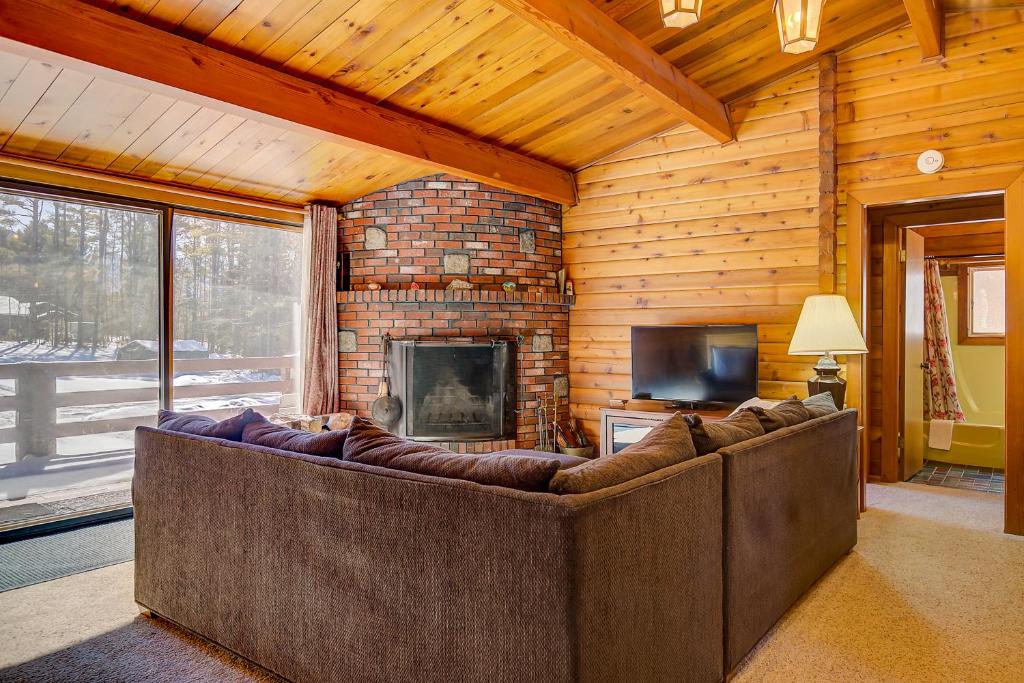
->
[599,402,732,456]
[666,400,725,411]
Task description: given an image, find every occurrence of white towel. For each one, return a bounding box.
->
[928,419,954,451]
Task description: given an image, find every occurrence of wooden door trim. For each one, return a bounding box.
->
[880,220,903,483]
[847,168,1024,535]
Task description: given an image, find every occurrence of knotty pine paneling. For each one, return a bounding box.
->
[565,68,821,443]
[836,9,1024,476]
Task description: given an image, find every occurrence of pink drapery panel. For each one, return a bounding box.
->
[923,260,965,422]
[301,203,339,416]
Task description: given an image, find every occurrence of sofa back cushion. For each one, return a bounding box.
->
[746,397,811,433]
[342,417,560,492]
[803,392,839,418]
[549,412,695,494]
[489,449,590,470]
[157,408,259,441]
[684,411,765,456]
[242,413,348,458]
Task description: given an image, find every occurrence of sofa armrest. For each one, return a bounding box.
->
[717,409,858,671]
[568,453,724,683]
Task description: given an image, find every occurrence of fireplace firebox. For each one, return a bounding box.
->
[387,340,515,441]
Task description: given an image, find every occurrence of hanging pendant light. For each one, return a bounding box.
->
[660,0,703,29]
[773,0,826,54]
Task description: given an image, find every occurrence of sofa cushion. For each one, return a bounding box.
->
[746,397,811,433]
[549,413,695,494]
[242,413,348,458]
[684,410,764,456]
[489,449,590,470]
[157,408,259,441]
[803,392,839,418]
[342,417,560,492]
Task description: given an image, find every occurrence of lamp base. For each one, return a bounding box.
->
[808,355,846,410]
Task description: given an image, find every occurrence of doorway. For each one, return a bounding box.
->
[872,196,1006,491]
[846,170,1024,535]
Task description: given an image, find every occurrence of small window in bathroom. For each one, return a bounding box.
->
[958,263,1005,345]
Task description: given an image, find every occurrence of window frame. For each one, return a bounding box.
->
[0,177,303,536]
[0,177,303,408]
[958,261,1006,346]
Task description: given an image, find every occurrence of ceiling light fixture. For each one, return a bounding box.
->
[773,0,826,54]
[660,0,703,29]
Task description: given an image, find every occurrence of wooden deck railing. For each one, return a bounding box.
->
[0,356,294,461]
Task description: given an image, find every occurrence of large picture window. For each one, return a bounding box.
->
[0,183,301,532]
[172,213,301,417]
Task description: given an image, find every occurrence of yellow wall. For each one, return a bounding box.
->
[941,274,1005,426]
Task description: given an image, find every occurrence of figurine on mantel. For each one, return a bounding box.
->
[446,279,473,291]
[366,282,381,291]
[502,281,517,294]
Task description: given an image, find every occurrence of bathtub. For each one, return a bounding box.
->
[923,421,1005,469]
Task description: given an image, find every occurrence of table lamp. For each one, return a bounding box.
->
[788,295,868,409]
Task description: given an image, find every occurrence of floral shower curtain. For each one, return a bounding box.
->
[923,260,965,422]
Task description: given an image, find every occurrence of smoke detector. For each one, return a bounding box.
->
[917,150,945,174]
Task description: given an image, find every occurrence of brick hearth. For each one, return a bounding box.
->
[336,175,570,452]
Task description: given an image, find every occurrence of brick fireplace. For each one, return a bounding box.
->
[336,174,570,452]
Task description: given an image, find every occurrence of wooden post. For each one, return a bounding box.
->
[15,363,56,460]
[818,52,838,295]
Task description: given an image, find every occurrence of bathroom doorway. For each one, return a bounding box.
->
[875,195,1006,493]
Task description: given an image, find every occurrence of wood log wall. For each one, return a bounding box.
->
[837,9,1024,476]
[566,9,1024,447]
[564,68,821,441]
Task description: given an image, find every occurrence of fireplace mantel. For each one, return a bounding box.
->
[337,290,573,306]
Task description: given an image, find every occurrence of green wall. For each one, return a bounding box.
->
[941,275,1004,426]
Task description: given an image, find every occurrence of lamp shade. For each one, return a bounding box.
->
[788,295,868,355]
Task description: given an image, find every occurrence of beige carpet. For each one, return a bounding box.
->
[1,483,1022,682]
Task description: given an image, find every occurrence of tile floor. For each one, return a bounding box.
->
[908,460,1005,494]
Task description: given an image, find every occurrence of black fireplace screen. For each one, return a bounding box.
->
[388,341,515,441]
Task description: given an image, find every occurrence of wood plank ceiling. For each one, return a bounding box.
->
[0,0,914,206]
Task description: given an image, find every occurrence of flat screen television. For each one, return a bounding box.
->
[631,325,758,407]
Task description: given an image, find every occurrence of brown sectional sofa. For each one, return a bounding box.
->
[133,428,725,683]
[133,408,859,682]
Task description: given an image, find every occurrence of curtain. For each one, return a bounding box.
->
[300,203,339,416]
[923,260,965,422]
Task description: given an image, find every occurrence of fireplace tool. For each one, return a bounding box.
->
[371,334,402,428]
[536,396,549,452]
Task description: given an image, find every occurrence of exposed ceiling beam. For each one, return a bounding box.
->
[493,0,734,143]
[904,0,945,59]
[0,0,578,205]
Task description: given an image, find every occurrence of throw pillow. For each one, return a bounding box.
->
[242,413,348,458]
[157,408,260,441]
[803,391,839,418]
[342,417,560,492]
[684,410,765,456]
[548,413,695,495]
[728,396,781,416]
[746,396,811,433]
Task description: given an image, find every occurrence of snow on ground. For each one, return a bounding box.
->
[0,340,120,363]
